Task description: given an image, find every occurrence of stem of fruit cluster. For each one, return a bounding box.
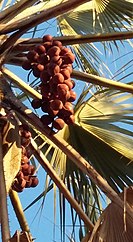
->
[1,78,133,223]
[72,70,133,94]
[0,130,10,242]
[12,31,133,52]
[9,190,32,240]
[30,139,94,231]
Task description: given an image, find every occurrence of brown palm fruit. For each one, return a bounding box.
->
[12,180,24,192]
[47,63,60,76]
[19,178,27,189]
[49,80,57,93]
[64,114,75,125]
[63,102,74,116]
[57,84,70,101]
[60,69,71,79]
[52,73,64,84]
[32,63,44,77]
[21,137,31,147]
[22,130,31,139]
[16,171,24,181]
[64,79,73,90]
[71,79,75,89]
[25,177,33,188]
[53,118,65,130]
[38,54,50,65]
[22,163,30,176]
[40,70,50,84]
[43,34,53,42]
[68,90,77,102]
[51,56,62,66]
[41,114,53,125]
[31,99,42,109]
[41,84,51,99]
[30,177,39,187]
[52,40,63,48]
[60,47,71,56]
[61,64,72,74]
[48,108,59,117]
[41,101,49,113]
[63,53,75,64]
[32,65,41,77]
[27,50,39,62]
[57,83,69,93]
[50,99,63,111]
[47,46,60,57]
[21,155,29,165]
[43,41,53,51]
[28,165,35,175]
[22,60,32,70]
[34,44,46,55]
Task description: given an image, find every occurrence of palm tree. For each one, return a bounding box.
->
[0,0,133,241]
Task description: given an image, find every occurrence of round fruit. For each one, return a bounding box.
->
[52,73,64,84]
[32,65,41,77]
[27,50,39,62]
[21,155,29,165]
[47,46,61,57]
[53,118,65,130]
[12,180,24,192]
[65,114,75,125]
[63,53,75,64]
[22,163,30,175]
[64,79,73,90]
[43,41,53,50]
[41,101,49,113]
[61,64,72,74]
[43,34,53,42]
[50,99,63,111]
[60,69,70,79]
[41,114,53,125]
[31,177,39,187]
[22,60,32,70]
[60,47,71,56]
[40,70,50,83]
[68,90,77,102]
[16,171,24,181]
[47,63,60,76]
[22,130,31,139]
[25,178,33,188]
[35,44,46,55]
[71,80,75,88]
[19,178,27,189]
[64,102,74,115]
[31,99,42,109]
[48,108,59,117]
[51,56,62,66]
[52,40,63,48]
[28,165,35,175]
[38,54,50,65]
[57,83,69,92]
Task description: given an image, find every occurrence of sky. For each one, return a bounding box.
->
[3,10,133,242]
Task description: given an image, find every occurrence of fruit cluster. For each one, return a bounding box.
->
[22,35,76,131]
[12,125,39,193]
